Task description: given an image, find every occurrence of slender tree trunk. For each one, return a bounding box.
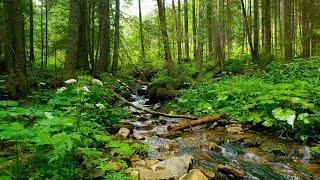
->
[184,0,190,60]
[41,0,44,78]
[138,0,145,62]
[29,0,35,64]
[283,0,293,62]
[253,0,259,63]
[111,0,120,74]
[157,0,175,76]
[212,0,224,68]
[264,0,272,62]
[63,0,81,80]
[301,0,310,58]
[241,0,256,63]
[4,0,29,98]
[196,0,205,67]
[207,0,214,60]
[45,0,48,67]
[89,1,95,68]
[98,0,111,73]
[192,0,197,61]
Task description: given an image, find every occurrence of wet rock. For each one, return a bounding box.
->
[243,138,261,147]
[226,124,243,134]
[138,115,149,122]
[199,168,216,179]
[150,154,194,178]
[117,128,131,138]
[244,152,260,161]
[204,142,222,153]
[133,133,146,140]
[157,131,183,139]
[156,119,167,125]
[294,146,311,163]
[179,169,208,180]
[217,164,245,179]
[132,159,146,168]
[263,144,288,156]
[112,123,135,134]
[139,168,174,180]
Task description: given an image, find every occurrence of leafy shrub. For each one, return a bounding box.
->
[166,59,320,142]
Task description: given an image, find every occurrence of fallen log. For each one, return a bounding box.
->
[111,91,197,119]
[167,115,221,131]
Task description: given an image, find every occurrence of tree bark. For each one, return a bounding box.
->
[184,0,190,60]
[301,0,310,58]
[98,0,111,73]
[192,0,197,61]
[63,0,81,80]
[253,0,259,63]
[29,0,35,64]
[138,0,145,62]
[283,0,293,62]
[196,0,205,67]
[177,0,182,62]
[4,0,29,98]
[168,115,221,131]
[157,0,175,76]
[111,0,120,74]
[77,0,89,70]
[264,0,272,62]
[45,0,48,67]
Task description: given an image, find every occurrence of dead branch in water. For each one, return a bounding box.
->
[167,115,221,131]
[111,91,197,119]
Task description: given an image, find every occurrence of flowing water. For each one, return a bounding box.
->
[124,88,320,179]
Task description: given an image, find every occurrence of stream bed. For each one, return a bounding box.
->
[122,89,320,179]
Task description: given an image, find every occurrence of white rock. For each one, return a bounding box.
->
[118,128,131,138]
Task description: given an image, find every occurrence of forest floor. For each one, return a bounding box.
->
[1,59,320,179]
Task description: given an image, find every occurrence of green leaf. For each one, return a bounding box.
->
[272,108,296,128]
[298,113,311,124]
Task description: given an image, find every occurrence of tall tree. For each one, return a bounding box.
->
[283,0,293,61]
[41,0,44,78]
[45,0,48,66]
[212,0,224,67]
[241,0,256,63]
[264,0,271,61]
[196,0,205,66]
[177,0,182,62]
[111,0,120,74]
[157,0,175,76]
[98,0,111,73]
[301,0,310,58]
[253,0,259,62]
[138,0,145,62]
[0,2,5,72]
[29,0,35,64]
[192,0,197,61]
[4,0,29,98]
[63,0,81,79]
[184,0,190,59]
[77,0,89,69]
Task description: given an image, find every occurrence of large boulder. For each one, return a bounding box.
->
[179,169,209,180]
[139,154,194,180]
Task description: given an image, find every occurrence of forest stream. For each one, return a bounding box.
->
[121,85,320,180]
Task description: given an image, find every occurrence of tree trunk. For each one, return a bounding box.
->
[264,0,272,62]
[63,0,81,80]
[177,0,182,62]
[98,0,111,73]
[196,0,205,67]
[4,0,29,98]
[301,0,310,58]
[45,0,48,67]
[77,0,89,70]
[192,0,197,61]
[253,0,259,63]
[156,0,175,76]
[29,0,35,64]
[138,0,145,62]
[207,0,214,60]
[41,0,44,78]
[0,3,6,72]
[241,0,256,63]
[184,0,190,60]
[283,0,293,62]
[111,0,120,74]
[168,115,221,132]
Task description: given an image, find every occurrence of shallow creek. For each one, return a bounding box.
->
[123,88,320,179]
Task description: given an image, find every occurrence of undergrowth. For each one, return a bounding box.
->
[0,75,148,179]
[166,58,320,142]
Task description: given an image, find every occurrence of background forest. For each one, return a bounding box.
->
[1,0,320,179]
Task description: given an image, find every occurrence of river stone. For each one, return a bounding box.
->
[179,169,208,180]
[118,128,131,138]
[200,168,216,179]
[150,154,194,178]
[226,124,243,134]
[217,164,245,179]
